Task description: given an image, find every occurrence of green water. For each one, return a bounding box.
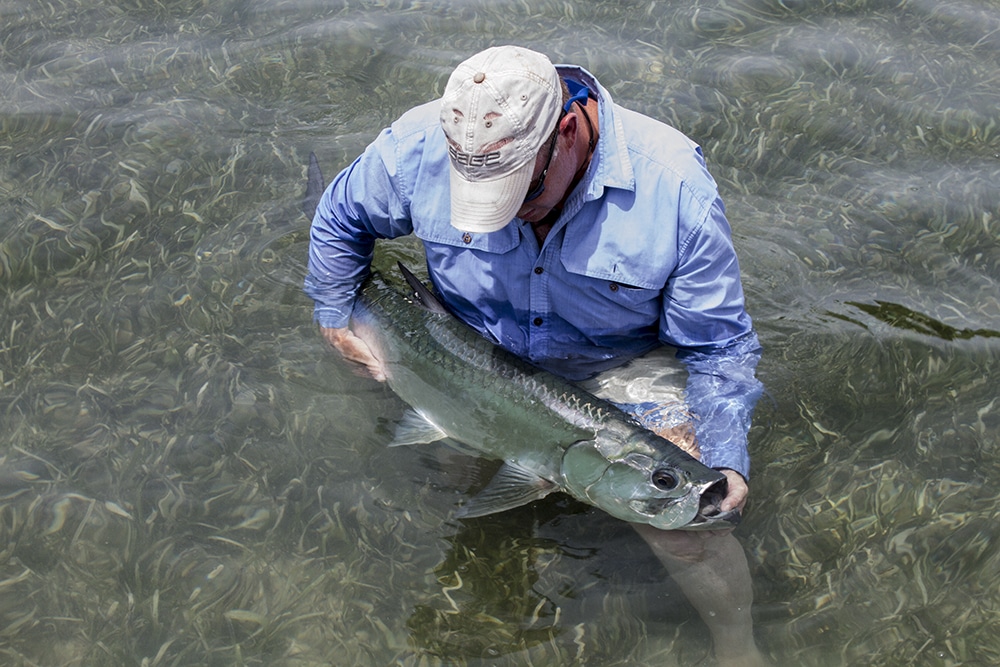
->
[2,0,999,664]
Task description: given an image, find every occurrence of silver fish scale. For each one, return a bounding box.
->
[363,273,621,436]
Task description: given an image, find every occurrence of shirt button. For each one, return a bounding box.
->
[534,266,544,275]
[533,317,543,326]
[609,282,619,292]
[462,233,472,244]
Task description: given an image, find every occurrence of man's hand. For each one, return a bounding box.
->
[666,469,746,544]
[320,326,386,382]
[718,468,749,514]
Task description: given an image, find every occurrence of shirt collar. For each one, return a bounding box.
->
[555,64,636,197]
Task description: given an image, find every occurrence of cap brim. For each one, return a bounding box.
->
[448,160,532,233]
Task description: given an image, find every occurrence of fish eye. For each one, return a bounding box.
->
[651,469,679,491]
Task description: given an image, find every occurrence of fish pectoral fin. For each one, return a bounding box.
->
[455,462,558,519]
[389,409,449,446]
[397,262,449,315]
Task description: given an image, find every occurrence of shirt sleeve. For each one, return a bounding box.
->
[304,129,415,328]
[662,194,763,479]
[676,331,763,479]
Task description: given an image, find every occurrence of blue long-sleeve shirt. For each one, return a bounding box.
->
[305,65,763,477]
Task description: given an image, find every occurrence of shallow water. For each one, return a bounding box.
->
[2,0,999,665]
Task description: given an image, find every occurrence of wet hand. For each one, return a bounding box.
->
[320,326,386,382]
[718,468,748,514]
[685,470,748,541]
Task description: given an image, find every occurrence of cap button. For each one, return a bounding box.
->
[473,72,486,84]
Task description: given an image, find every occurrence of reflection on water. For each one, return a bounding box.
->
[2,0,999,664]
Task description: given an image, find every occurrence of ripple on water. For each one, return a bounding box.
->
[706,53,803,94]
[3,0,1000,664]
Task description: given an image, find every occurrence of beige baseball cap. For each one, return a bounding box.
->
[440,46,563,233]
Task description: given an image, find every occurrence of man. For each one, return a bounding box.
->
[305,45,765,666]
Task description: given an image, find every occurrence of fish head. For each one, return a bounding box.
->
[561,430,738,531]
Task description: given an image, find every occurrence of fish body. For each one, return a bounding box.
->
[352,265,738,531]
[304,152,738,530]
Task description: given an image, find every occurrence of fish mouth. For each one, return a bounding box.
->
[686,478,741,531]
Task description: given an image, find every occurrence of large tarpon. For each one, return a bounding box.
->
[305,153,738,530]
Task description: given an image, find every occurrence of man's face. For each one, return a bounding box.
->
[515,115,575,223]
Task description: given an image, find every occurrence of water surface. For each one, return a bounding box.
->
[2,0,999,665]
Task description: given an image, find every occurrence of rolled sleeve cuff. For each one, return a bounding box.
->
[312,304,352,330]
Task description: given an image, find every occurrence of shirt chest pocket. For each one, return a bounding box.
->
[559,204,677,291]
[602,280,662,309]
[550,268,663,337]
[557,250,666,332]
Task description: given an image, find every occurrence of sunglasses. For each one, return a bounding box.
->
[523,110,565,203]
[522,83,592,204]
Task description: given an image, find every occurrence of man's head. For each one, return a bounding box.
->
[440,45,563,233]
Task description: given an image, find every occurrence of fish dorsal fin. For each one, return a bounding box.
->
[302,152,325,220]
[397,262,448,315]
[389,409,449,447]
[455,462,558,519]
